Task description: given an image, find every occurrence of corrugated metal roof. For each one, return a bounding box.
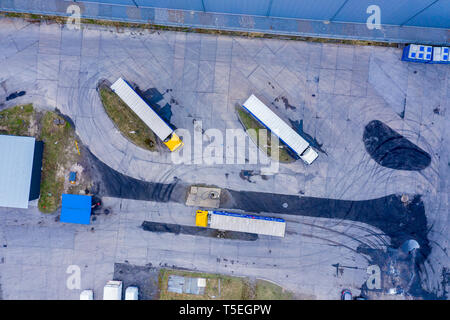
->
[0,135,36,209]
[243,94,309,156]
[110,77,173,141]
[210,210,286,237]
[167,275,205,295]
[60,194,92,225]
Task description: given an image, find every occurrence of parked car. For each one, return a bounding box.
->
[341,289,352,300]
[80,290,93,300]
[125,286,139,300]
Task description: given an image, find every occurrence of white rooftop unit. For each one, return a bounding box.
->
[125,286,139,300]
[103,280,123,300]
[209,211,286,237]
[110,78,173,141]
[80,290,93,300]
[242,94,318,164]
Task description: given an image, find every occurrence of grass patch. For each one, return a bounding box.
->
[236,105,295,163]
[37,112,79,213]
[159,269,251,300]
[99,86,157,151]
[0,104,82,213]
[158,269,293,300]
[0,104,34,136]
[255,279,294,300]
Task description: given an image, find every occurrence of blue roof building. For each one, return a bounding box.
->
[60,194,92,225]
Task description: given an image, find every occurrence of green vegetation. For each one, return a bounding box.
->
[99,86,157,151]
[38,112,80,213]
[0,104,82,213]
[2,12,398,47]
[159,269,250,300]
[158,269,293,300]
[0,104,34,136]
[255,279,294,300]
[236,105,295,163]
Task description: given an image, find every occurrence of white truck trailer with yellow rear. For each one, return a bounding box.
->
[110,77,183,152]
[196,210,286,237]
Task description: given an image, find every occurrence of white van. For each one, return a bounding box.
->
[103,280,123,300]
[125,286,139,300]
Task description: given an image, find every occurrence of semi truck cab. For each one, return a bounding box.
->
[299,146,319,165]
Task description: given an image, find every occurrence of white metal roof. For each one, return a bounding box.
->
[0,135,36,209]
[210,211,286,237]
[243,94,310,156]
[110,78,173,141]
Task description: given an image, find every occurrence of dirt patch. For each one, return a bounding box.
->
[113,263,160,300]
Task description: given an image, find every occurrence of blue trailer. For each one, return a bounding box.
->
[402,44,449,64]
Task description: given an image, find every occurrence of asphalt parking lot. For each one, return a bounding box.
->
[0,17,448,299]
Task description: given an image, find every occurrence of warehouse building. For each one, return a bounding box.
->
[0,135,43,209]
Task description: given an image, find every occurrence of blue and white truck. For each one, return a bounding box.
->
[402,44,449,64]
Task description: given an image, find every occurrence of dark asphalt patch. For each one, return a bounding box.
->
[113,263,160,300]
[363,120,431,170]
[85,148,185,202]
[223,190,429,258]
[85,145,429,258]
[141,221,258,241]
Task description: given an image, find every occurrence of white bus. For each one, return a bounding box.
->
[242,94,318,164]
[110,77,184,152]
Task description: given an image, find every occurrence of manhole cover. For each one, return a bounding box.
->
[401,194,409,203]
[209,192,219,199]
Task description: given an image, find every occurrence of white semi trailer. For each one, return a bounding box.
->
[242,94,318,164]
[196,210,286,237]
[110,77,184,152]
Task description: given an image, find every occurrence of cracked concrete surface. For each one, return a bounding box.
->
[0,17,448,299]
